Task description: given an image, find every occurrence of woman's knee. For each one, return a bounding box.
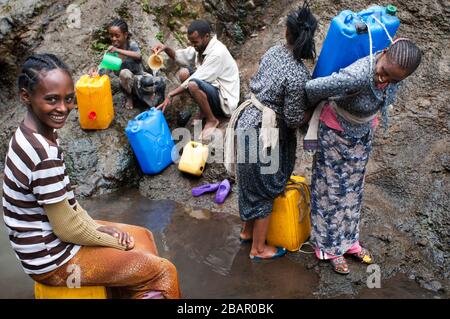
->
[142,255,178,279]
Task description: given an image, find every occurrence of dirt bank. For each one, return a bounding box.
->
[0,0,448,297]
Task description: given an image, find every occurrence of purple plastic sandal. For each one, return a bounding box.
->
[214,179,231,204]
[192,183,220,197]
[142,291,164,299]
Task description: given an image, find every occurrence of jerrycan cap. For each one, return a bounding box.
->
[386,5,397,15]
[88,111,97,120]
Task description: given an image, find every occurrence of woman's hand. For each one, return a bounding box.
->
[97,225,135,250]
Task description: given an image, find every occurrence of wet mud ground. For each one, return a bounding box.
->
[0,188,440,299]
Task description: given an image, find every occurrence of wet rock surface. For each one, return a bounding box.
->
[0,0,449,297]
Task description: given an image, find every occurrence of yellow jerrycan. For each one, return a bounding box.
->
[178,141,209,176]
[34,282,107,299]
[267,175,311,252]
[75,74,114,130]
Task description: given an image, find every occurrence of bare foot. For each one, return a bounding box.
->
[193,111,205,121]
[124,96,134,110]
[199,119,219,141]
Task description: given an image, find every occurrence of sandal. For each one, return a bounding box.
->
[239,235,252,244]
[239,226,253,244]
[330,256,350,275]
[350,247,373,264]
[249,247,287,261]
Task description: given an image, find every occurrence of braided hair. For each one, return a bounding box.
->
[109,18,131,37]
[386,38,422,76]
[18,53,71,93]
[286,1,317,61]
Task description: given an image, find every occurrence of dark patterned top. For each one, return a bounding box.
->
[238,45,311,129]
[305,55,399,138]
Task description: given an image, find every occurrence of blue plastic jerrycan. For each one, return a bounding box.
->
[125,108,178,174]
[312,5,400,78]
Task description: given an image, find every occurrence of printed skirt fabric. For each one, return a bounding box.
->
[310,123,374,258]
[236,110,297,221]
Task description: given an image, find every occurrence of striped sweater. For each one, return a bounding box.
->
[2,122,80,275]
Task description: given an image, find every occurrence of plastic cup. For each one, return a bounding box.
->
[99,52,122,71]
[148,54,163,70]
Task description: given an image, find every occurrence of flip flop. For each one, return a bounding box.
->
[191,183,220,197]
[249,247,287,261]
[142,291,164,299]
[214,179,231,204]
[239,235,252,244]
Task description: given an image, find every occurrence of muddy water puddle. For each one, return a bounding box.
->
[0,188,439,298]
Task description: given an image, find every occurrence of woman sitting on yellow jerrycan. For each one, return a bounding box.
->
[89,18,166,110]
[2,53,181,299]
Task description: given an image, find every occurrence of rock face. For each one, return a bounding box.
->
[0,0,448,296]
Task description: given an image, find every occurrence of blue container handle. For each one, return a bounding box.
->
[130,122,140,133]
[359,9,377,21]
[136,111,149,121]
[344,14,354,24]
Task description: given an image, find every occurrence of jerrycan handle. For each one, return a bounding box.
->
[344,14,354,24]
[136,111,150,121]
[358,8,377,22]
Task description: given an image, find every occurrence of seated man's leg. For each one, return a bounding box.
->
[177,68,205,120]
[187,79,222,137]
[177,67,191,83]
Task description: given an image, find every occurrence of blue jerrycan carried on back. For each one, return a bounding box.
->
[125,108,177,174]
[312,5,400,78]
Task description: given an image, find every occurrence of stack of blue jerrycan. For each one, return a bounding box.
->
[312,4,400,79]
[125,108,178,174]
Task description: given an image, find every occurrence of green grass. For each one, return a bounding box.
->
[155,31,164,43]
[91,40,108,51]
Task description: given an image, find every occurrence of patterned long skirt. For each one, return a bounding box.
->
[310,123,374,258]
[236,108,297,221]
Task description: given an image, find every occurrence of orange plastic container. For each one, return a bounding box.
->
[267,176,311,252]
[75,74,114,130]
